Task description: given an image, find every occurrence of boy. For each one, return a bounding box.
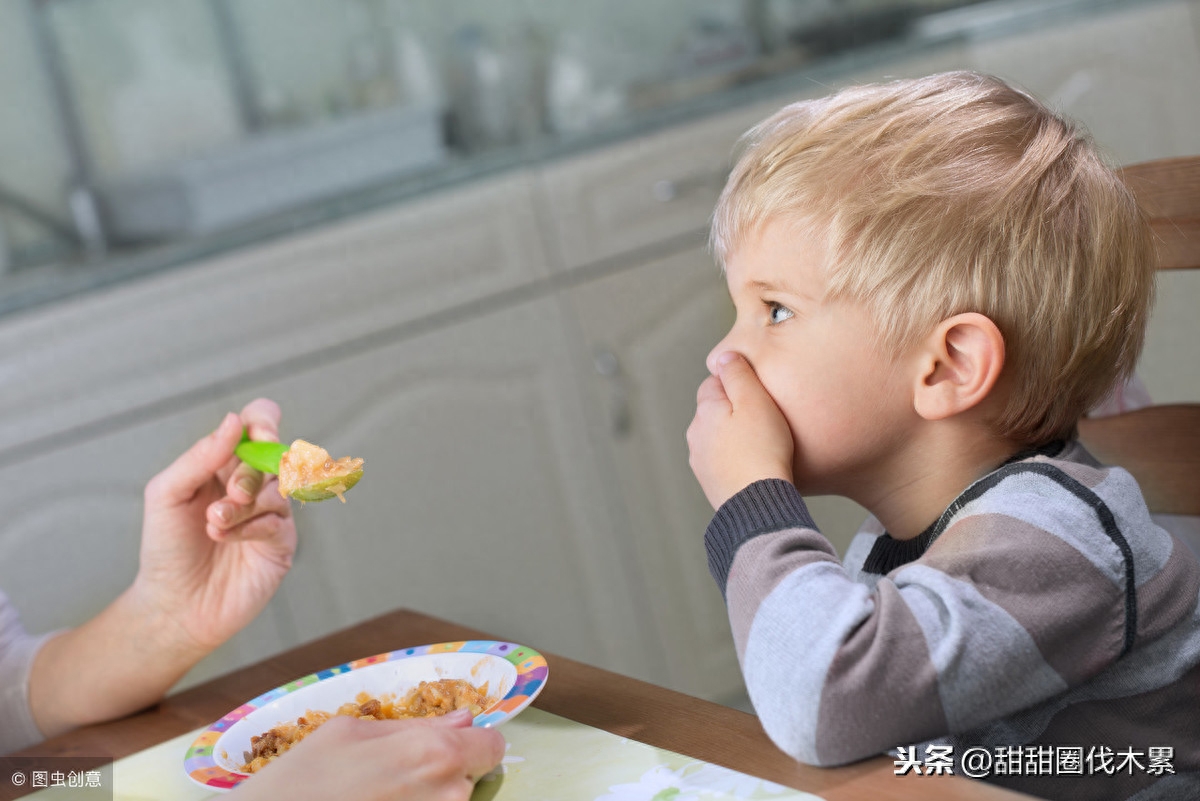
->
[687,72,1200,801]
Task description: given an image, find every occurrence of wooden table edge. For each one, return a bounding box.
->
[11,608,1031,801]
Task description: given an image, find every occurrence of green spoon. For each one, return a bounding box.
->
[234,432,363,502]
[234,433,290,475]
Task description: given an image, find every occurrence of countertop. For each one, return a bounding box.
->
[0,0,1155,320]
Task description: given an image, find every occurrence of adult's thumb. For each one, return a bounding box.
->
[150,412,241,503]
[425,708,475,728]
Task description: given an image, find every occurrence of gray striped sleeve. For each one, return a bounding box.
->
[705,479,821,595]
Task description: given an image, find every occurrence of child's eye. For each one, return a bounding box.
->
[766,301,794,325]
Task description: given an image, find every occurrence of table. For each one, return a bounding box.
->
[12,608,1030,800]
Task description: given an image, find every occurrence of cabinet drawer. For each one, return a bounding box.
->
[0,172,550,456]
[538,102,779,270]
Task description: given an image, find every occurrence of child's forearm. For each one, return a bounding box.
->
[27,584,209,739]
[707,479,903,765]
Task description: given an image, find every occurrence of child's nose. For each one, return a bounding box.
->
[706,339,739,376]
[705,342,725,376]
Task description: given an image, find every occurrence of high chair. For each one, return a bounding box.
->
[1076,156,1200,516]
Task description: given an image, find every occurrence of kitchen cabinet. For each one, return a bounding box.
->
[537,97,784,273]
[0,293,667,689]
[0,293,667,690]
[0,165,673,689]
[4,0,1195,703]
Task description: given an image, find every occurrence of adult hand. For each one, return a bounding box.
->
[687,352,795,509]
[230,710,506,801]
[28,400,298,739]
[134,398,296,656]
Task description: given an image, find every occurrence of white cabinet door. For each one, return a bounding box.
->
[559,246,746,702]
[244,295,660,685]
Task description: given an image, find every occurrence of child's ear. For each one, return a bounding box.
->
[912,313,1005,421]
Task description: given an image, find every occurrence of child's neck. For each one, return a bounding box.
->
[857,423,1023,541]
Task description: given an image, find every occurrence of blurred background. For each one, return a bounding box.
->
[0,0,1197,709]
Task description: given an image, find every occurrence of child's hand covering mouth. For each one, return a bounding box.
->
[688,351,794,509]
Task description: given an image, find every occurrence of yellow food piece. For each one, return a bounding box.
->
[277,439,364,503]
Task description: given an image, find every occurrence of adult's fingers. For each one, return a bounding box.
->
[227,398,286,504]
[146,413,241,506]
[208,479,291,536]
[424,708,473,728]
[241,398,282,443]
[311,711,503,757]
[226,462,264,505]
[447,726,506,783]
[369,712,504,782]
[207,512,291,544]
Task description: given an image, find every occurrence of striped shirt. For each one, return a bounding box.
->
[705,440,1200,800]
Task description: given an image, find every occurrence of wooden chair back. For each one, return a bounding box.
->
[1076,156,1200,516]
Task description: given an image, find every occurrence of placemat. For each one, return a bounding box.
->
[23,708,823,800]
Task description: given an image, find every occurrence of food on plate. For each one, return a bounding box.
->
[239,679,495,773]
[277,439,364,502]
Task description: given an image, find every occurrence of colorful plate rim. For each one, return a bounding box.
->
[183,639,548,791]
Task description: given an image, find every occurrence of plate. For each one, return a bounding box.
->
[183,640,548,791]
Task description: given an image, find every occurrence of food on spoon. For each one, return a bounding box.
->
[277,439,364,503]
[239,679,495,773]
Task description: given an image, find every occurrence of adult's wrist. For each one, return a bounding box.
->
[121,579,213,669]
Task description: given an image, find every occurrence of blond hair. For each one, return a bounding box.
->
[711,71,1156,445]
